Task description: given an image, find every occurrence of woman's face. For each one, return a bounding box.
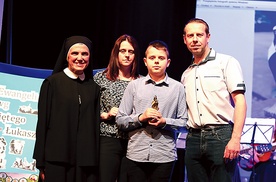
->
[118,40,135,69]
[67,43,90,75]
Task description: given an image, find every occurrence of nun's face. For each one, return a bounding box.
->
[67,43,90,75]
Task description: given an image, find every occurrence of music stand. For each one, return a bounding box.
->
[240,118,275,182]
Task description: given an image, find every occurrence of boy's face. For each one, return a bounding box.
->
[144,46,170,80]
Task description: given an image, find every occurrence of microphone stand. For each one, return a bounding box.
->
[250,122,257,182]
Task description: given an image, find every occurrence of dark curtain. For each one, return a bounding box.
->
[0,0,196,80]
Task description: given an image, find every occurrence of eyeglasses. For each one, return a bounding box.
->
[119,49,135,55]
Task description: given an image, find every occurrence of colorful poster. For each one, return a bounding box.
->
[0,63,51,182]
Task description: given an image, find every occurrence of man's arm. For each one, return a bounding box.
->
[224,91,247,159]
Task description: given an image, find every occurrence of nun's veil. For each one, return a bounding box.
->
[52,36,93,79]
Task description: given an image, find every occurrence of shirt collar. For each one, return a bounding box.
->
[63,68,85,81]
[145,74,169,87]
[190,48,216,67]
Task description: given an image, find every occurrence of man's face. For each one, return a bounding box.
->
[183,22,210,56]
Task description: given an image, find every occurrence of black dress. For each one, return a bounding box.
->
[33,71,100,180]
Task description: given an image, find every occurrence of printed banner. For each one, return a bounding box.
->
[0,63,51,182]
